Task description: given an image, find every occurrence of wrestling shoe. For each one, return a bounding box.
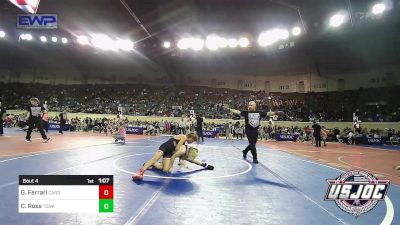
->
[242,150,247,160]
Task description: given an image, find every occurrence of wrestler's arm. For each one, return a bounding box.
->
[173,134,187,152]
[167,146,186,173]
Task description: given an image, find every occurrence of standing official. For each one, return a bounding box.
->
[26,98,50,142]
[195,114,204,143]
[225,101,278,163]
[59,111,67,134]
[312,121,322,147]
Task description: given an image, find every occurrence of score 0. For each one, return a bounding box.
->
[99,185,113,199]
[99,184,113,213]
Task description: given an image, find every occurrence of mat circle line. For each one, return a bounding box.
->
[112,153,252,180]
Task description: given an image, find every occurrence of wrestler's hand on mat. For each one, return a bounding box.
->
[206,165,214,170]
[201,163,214,170]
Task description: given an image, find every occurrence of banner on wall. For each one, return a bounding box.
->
[365,137,384,145]
[48,123,69,131]
[203,130,218,138]
[126,127,144,135]
[275,133,299,142]
[215,126,224,133]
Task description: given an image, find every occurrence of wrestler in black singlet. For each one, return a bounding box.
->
[158,138,178,158]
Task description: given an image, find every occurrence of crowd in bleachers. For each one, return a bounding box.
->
[0,83,169,116]
[4,111,399,145]
[1,82,399,122]
[259,124,400,145]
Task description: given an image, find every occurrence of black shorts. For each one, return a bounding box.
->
[158,138,177,158]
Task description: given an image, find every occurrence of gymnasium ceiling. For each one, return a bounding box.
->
[0,0,400,78]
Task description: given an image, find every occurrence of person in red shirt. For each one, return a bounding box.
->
[113,121,126,143]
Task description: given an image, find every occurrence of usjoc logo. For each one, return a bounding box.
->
[280,134,294,139]
[49,124,59,129]
[325,170,390,217]
[367,138,382,143]
[17,14,58,29]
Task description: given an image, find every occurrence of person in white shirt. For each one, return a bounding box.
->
[178,118,186,134]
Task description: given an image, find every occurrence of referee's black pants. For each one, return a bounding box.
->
[314,134,321,147]
[0,119,3,135]
[43,121,48,133]
[244,129,258,160]
[59,120,66,134]
[196,128,204,142]
[26,117,47,140]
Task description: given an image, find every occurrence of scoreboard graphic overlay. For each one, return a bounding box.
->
[19,175,113,213]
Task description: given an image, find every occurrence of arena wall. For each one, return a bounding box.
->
[0,67,168,85]
[1,58,399,93]
[183,64,400,93]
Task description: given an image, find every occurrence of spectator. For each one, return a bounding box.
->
[0,101,5,136]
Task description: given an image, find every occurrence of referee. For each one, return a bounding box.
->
[226,101,278,163]
[59,111,67,134]
[26,98,50,142]
[312,121,322,147]
[195,114,204,143]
